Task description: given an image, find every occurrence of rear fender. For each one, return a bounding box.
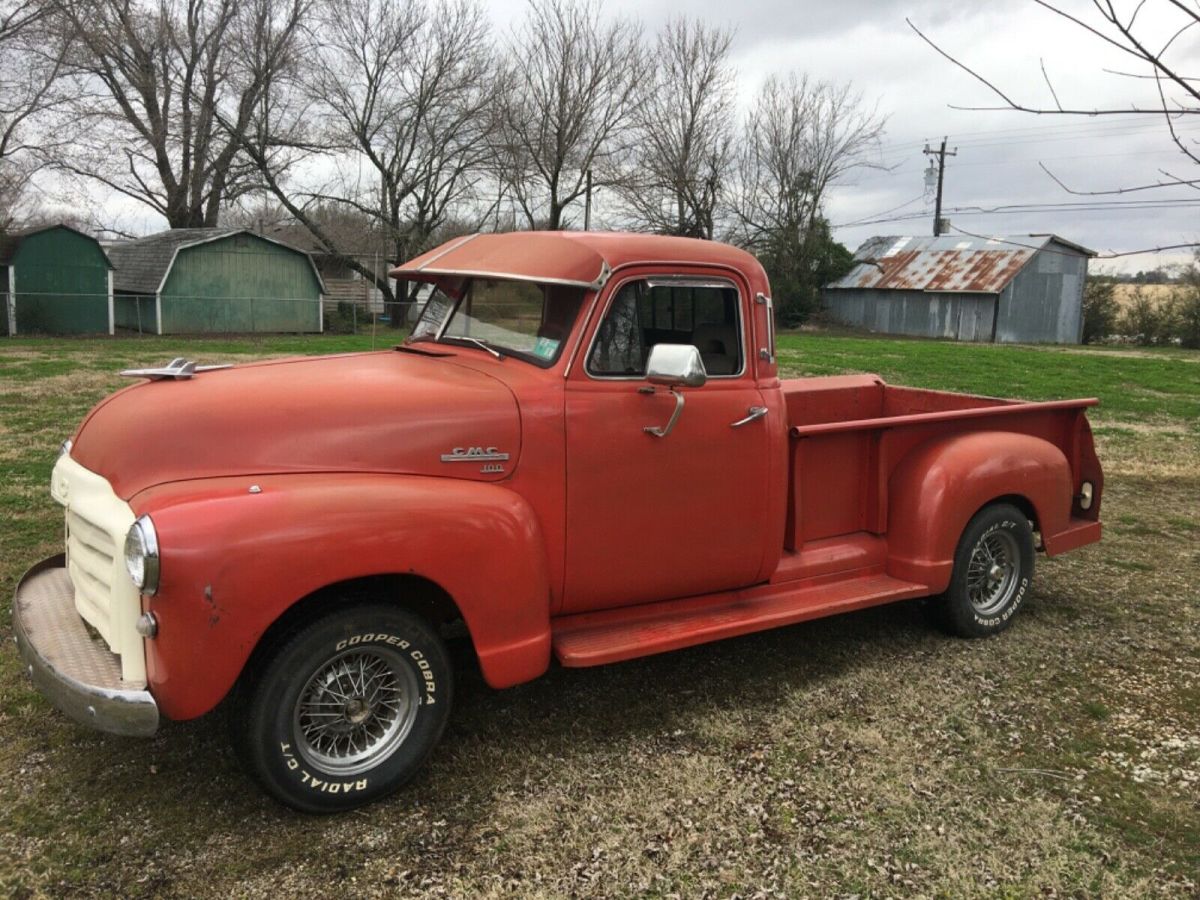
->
[134,473,551,721]
[886,431,1072,591]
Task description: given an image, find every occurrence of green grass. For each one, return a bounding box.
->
[0,331,1198,898]
[775,332,1200,424]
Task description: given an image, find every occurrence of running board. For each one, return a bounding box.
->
[552,573,929,667]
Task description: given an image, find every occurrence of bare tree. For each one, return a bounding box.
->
[46,0,309,228]
[731,74,885,251]
[497,0,644,230]
[909,3,1199,195]
[618,17,734,239]
[238,0,500,301]
[729,74,885,321]
[0,0,69,228]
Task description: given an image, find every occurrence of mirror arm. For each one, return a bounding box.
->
[643,388,686,438]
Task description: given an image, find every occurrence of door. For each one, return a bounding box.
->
[561,273,771,613]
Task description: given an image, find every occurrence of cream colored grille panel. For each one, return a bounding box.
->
[51,454,144,684]
[68,509,116,642]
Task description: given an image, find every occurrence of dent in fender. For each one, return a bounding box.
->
[133,473,553,720]
[885,431,1073,592]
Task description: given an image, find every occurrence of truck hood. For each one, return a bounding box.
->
[71,351,521,499]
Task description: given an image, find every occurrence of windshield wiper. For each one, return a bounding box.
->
[440,336,504,360]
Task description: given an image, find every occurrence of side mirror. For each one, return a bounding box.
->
[642,345,706,438]
[645,344,707,388]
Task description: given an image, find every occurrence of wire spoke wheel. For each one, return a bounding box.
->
[965,529,1021,617]
[293,646,420,776]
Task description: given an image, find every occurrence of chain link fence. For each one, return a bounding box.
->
[2,290,429,337]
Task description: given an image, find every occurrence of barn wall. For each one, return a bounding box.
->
[822,289,997,341]
[160,233,322,333]
[11,228,111,334]
[994,243,1087,344]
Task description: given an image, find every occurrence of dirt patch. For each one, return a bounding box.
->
[1091,427,1200,479]
[1047,346,1199,362]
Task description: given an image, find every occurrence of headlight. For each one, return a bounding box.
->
[124,515,160,595]
[58,438,73,459]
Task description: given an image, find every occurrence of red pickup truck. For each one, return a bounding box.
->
[13,232,1103,812]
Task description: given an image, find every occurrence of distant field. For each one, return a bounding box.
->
[1,333,1198,897]
[1112,283,1178,309]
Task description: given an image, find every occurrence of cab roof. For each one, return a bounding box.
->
[391,231,766,290]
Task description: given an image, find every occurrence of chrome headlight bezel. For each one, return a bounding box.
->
[124,515,160,596]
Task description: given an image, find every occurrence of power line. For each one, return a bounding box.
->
[835,193,927,229]
[836,197,1200,229]
[872,115,1200,156]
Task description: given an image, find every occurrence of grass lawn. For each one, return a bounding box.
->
[1,332,1198,898]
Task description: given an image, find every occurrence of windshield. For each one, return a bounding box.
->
[408,278,586,367]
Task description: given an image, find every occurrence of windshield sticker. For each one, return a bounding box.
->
[532,336,560,360]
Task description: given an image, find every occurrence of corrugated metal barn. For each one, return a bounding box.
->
[107,228,325,334]
[822,234,1094,344]
[2,225,113,335]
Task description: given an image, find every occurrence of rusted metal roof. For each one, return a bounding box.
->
[827,234,1092,294]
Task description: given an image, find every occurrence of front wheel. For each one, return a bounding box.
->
[934,503,1035,638]
[229,604,453,813]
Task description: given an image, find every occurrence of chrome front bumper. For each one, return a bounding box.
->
[12,555,158,737]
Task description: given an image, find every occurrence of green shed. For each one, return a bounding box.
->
[1,224,114,335]
[108,229,325,334]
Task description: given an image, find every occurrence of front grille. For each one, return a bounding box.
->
[53,453,145,684]
[67,509,119,647]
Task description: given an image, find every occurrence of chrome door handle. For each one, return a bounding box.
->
[730,406,768,428]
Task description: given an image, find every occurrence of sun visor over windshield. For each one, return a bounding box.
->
[391,233,611,290]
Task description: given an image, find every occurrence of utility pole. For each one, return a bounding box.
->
[923,137,957,236]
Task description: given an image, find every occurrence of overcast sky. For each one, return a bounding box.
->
[618,0,1197,273]
[75,0,1200,274]
[554,0,1200,274]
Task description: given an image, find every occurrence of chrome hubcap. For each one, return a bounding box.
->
[293,647,419,776]
[966,530,1020,616]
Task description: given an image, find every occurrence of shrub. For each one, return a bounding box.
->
[323,301,360,334]
[1119,289,1169,345]
[1166,283,1200,349]
[1081,279,1119,344]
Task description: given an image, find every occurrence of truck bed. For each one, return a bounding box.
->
[782,374,1099,550]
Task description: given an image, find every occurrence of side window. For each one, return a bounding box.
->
[586,278,743,378]
[588,282,647,376]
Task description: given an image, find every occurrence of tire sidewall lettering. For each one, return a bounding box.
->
[973,519,1028,626]
[950,511,1036,638]
[275,628,441,794]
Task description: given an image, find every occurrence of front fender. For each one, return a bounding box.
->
[133,474,551,721]
[886,431,1072,591]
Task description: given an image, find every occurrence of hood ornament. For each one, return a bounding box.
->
[119,358,233,381]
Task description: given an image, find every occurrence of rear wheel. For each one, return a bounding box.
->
[229,603,453,813]
[934,503,1035,638]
